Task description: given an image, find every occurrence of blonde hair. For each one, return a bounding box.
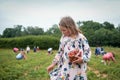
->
[59,16,81,36]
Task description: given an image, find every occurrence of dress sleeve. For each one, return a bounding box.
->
[52,36,64,65]
[81,34,91,63]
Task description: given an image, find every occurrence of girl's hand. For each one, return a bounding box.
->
[47,63,56,73]
[72,57,83,64]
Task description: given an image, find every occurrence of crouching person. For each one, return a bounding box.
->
[13,48,27,60]
[48,48,53,55]
[102,52,116,65]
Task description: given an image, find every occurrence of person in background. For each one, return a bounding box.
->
[47,16,91,80]
[37,46,40,52]
[102,52,116,65]
[13,48,27,60]
[33,46,37,52]
[100,47,105,55]
[95,46,101,56]
[48,48,53,55]
[26,45,30,54]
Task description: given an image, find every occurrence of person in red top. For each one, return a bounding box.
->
[102,52,116,65]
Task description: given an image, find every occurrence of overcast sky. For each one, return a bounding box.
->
[0,0,120,34]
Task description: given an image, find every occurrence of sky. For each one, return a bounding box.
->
[0,0,120,34]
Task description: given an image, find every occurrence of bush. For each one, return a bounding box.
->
[0,35,60,49]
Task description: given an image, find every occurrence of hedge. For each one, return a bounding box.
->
[0,35,60,50]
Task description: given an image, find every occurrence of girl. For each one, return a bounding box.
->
[13,48,27,60]
[102,52,116,65]
[47,16,91,80]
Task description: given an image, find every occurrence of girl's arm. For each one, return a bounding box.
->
[111,55,116,62]
[47,63,56,73]
[81,34,91,63]
[52,38,64,65]
[73,34,91,64]
[47,37,64,73]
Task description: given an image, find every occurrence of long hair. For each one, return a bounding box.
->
[112,52,115,58]
[59,16,82,36]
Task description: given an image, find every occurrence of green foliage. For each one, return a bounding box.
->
[0,49,56,80]
[0,47,120,80]
[23,26,44,35]
[87,47,120,80]
[1,21,120,47]
[45,24,61,37]
[3,28,15,38]
[79,21,120,47]
[2,25,44,38]
[0,35,60,49]
[103,21,115,30]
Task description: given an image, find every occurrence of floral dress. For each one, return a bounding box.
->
[49,33,91,80]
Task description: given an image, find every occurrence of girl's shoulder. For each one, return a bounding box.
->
[77,33,86,40]
[60,35,69,41]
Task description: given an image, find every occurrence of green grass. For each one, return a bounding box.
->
[88,47,120,80]
[0,47,120,80]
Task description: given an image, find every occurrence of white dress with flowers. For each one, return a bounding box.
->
[49,33,91,80]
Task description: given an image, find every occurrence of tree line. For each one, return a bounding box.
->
[78,21,120,47]
[0,20,120,47]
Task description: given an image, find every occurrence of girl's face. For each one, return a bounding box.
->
[59,26,71,36]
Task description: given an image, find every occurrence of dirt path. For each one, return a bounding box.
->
[88,66,107,78]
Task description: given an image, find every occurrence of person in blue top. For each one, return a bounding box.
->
[33,46,37,52]
[95,46,101,56]
[100,47,105,55]
[13,48,27,60]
